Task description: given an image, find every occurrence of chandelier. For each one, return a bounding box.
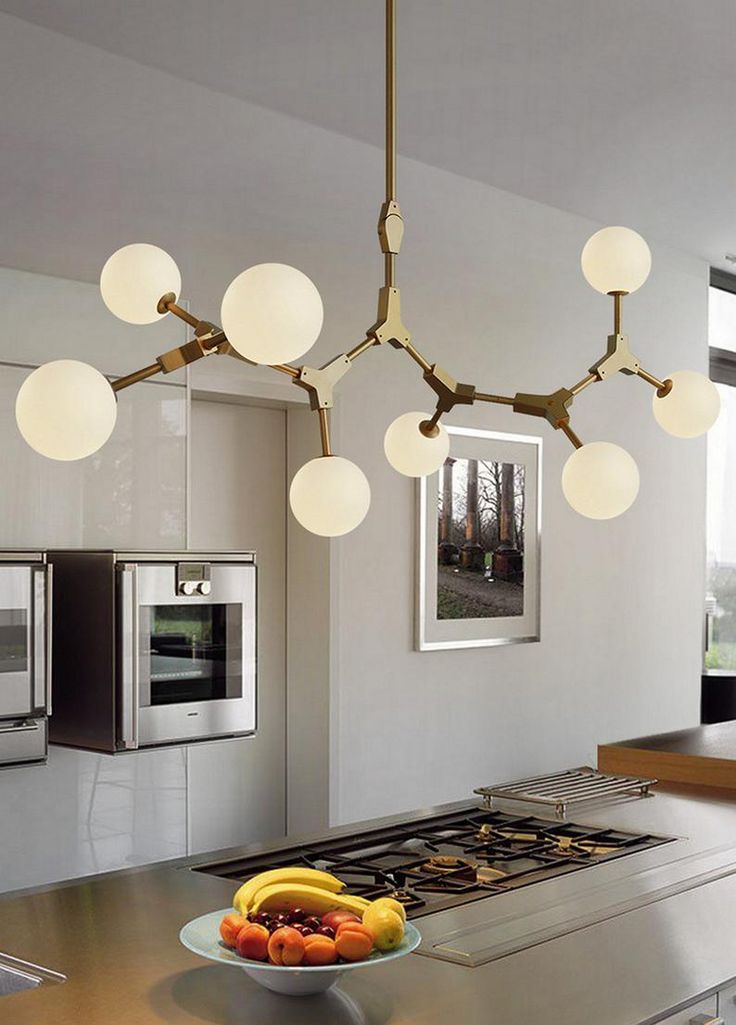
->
[15,0,720,536]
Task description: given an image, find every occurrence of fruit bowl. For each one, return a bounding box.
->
[180,908,421,996]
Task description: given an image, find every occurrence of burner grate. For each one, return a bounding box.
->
[193,804,673,920]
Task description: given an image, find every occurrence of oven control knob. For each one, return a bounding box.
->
[196,581,211,596]
[179,581,197,596]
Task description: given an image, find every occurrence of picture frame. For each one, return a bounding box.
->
[416,426,542,651]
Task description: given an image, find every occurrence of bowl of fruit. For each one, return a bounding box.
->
[179,866,421,996]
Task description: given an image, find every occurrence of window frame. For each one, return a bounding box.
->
[705,269,736,676]
[710,268,736,386]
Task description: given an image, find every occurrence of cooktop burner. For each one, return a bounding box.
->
[193,807,673,919]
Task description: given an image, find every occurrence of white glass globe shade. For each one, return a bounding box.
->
[561,441,640,520]
[581,226,651,295]
[220,263,323,365]
[16,360,117,461]
[652,370,720,438]
[100,243,181,324]
[289,456,370,537]
[384,411,450,477]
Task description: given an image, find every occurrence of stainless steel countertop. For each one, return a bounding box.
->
[3,786,736,1025]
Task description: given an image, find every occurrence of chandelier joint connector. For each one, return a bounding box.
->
[513,387,574,429]
[589,333,640,380]
[156,335,221,374]
[423,364,476,414]
[378,200,404,255]
[296,354,352,411]
[368,286,411,349]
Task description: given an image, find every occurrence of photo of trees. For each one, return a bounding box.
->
[437,457,525,620]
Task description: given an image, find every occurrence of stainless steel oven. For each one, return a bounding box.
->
[47,551,256,753]
[0,552,51,767]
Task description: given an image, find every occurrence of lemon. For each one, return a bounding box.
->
[362,904,405,951]
[369,897,407,923]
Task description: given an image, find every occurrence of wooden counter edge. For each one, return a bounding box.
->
[598,743,736,790]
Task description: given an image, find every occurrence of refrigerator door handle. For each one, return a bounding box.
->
[119,564,140,750]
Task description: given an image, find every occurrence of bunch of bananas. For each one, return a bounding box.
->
[233,866,370,919]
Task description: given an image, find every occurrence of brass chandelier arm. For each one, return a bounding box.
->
[474,392,515,406]
[419,410,442,438]
[110,362,163,393]
[559,419,584,450]
[318,408,332,456]
[404,342,432,374]
[217,343,301,380]
[610,291,626,335]
[569,372,598,396]
[347,337,378,362]
[636,367,672,397]
[270,363,301,379]
[157,292,203,331]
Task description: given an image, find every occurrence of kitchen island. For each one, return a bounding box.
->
[3,787,736,1025]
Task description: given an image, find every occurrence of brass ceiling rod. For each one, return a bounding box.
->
[383,0,398,288]
[386,0,397,204]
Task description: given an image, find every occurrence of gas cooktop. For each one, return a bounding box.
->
[193,806,674,919]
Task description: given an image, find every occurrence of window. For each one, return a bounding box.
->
[706,269,736,670]
[139,603,243,705]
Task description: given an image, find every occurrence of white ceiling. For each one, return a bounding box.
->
[2,0,736,267]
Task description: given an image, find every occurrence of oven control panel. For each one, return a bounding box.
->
[176,562,212,596]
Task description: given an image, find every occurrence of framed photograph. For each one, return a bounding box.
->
[416,426,542,650]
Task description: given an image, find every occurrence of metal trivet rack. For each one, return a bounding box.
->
[474,766,657,818]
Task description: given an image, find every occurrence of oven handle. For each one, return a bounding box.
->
[32,565,52,715]
[0,721,41,735]
[119,564,140,750]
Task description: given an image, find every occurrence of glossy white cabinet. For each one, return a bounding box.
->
[0,366,186,550]
[0,744,187,892]
[0,266,185,380]
[0,265,188,550]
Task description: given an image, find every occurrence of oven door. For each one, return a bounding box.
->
[0,564,49,720]
[117,561,256,749]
